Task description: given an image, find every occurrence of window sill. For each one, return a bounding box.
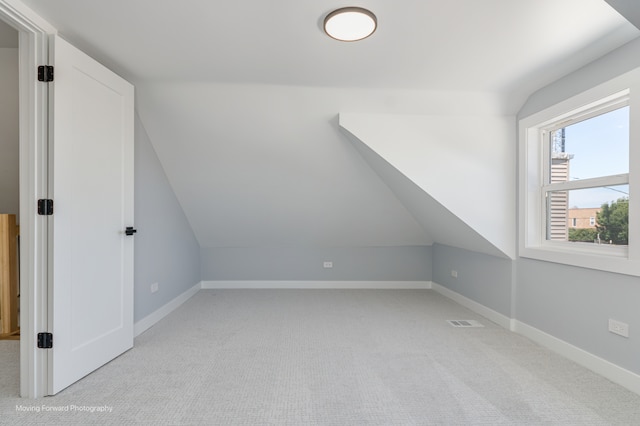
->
[519,245,639,277]
[541,241,627,257]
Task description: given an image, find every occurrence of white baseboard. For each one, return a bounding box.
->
[201,280,432,289]
[513,320,640,395]
[431,281,640,396]
[430,282,512,329]
[134,281,202,337]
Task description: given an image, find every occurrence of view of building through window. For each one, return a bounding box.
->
[547,106,629,245]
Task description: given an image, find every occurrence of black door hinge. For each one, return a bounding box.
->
[37,199,53,215]
[37,65,54,82]
[37,332,53,349]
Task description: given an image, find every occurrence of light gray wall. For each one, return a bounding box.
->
[134,113,201,322]
[432,243,513,317]
[516,35,640,375]
[517,258,640,374]
[0,19,18,48]
[0,48,19,219]
[201,246,432,282]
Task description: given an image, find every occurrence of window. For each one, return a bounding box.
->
[519,68,640,276]
[543,103,628,246]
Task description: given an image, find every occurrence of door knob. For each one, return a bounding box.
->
[125,227,137,236]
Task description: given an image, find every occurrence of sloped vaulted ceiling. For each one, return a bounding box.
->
[606,0,640,30]
[340,112,516,258]
[18,0,640,252]
[134,83,433,248]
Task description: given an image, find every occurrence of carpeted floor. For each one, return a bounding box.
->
[1,289,639,425]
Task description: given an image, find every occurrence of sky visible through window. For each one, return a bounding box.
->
[563,106,629,208]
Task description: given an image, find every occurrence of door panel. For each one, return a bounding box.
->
[49,35,134,395]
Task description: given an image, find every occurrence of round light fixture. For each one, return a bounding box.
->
[323,7,377,42]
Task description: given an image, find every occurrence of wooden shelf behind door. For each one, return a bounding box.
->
[0,214,19,336]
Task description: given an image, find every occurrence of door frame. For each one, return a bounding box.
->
[0,0,55,398]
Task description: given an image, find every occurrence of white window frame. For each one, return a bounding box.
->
[519,68,640,276]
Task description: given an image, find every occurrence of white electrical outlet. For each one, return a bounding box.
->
[150,282,159,293]
[608,319,629,338]
[451,270,458,278]
[323,261,333,269]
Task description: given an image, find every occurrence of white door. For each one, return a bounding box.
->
[49,35,134,395]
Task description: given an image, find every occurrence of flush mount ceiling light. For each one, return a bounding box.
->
[324,7,377,42]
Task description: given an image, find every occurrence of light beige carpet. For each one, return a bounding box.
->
[1,289,639,425]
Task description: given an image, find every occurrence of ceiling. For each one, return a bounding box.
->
[606,0,640,29]
[15,0,640,250]
[19,0,638,106]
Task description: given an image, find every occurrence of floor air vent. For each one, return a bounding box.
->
[447,320,484,328]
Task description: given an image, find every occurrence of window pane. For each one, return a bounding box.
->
[546,185,629,245]
[549,106,629,183]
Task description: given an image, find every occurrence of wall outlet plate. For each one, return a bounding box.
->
[150,282,159,293]
[608,319,629,338]
[323,261,333,269]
